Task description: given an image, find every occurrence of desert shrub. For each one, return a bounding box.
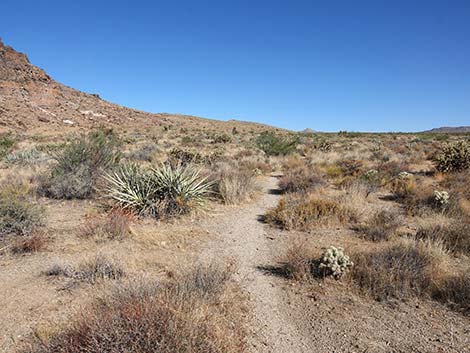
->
[212,133,232,144]
[28,262,246,353]
[0,187,44,238]
[4,148,48,166]
[105,163,212,219]
[167,147,204,166]
[352,239,446,301]
[435,141,470,172]
[359,209,401,241]
[416,221,470,255]
[389,172,416,199]
[337,158,364,177]
[433,272,470,314]
[212,164,259,204]
[38,130,121,199]
[128,143,159,162]
[0,134,15,158]
[80,209,133,241]
[265,193,356,230]
[319,246,354,279]
[46,255,125,284]
[11,233,48,254]
[256,131,299,156]
[278,165,323,194]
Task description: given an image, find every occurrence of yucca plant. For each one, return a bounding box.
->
[104,163,213,219]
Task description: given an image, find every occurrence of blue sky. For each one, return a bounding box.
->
[2,0,470,132]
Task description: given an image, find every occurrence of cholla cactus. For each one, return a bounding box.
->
[364,169,378,178]
[434,190,450,206]
[319,246,353,279]
[435,141,470,172]
[398,171,413,179]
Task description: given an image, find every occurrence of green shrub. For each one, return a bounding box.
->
[256,131,299,156]
[5,148,48,166]
[0,134,15,158]
[435,141,470,172]
[105,164,213,219]
[38,130,121,199]
[0,187,44,238]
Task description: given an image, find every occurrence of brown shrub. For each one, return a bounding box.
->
[416,221,470,255]
[27,262,247,353]
[434,272,470,314]
[45,255,125,284]
[11,232,48,254]
[80,209,133,241]
[359,209,402,241]
[278,166,323,194]
[351,239,448,301]
[265,193,356,231]
[212,163,260,204]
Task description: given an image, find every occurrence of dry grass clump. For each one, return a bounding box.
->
[358,209,402,241]
[278,165,323,194]
[416,221,470,255]
[434,272,470,314]
[27,262,247,353]
[10,232,48,254]
[80,209,134,241]
[351,238,448,301]
[211,162,260,204]
[45,255,125,284]
[265,193,356,231]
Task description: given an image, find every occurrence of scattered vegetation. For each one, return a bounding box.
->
[29,262,247,353]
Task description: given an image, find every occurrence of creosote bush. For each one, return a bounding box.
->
[27,262,247,353]
[0,134,16,158]
[105,163,213,219]
[256,131,299,156]
[435,141,470,173]
[38,130,121,199]
[265,193,356,231]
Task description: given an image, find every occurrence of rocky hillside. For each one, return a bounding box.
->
[0,38,276,134]
[424,126,470,133]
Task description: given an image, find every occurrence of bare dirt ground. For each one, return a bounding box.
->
[199,176,470,353]
[200,176,315,352]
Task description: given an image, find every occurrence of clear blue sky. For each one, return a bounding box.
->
[2,0,470,132]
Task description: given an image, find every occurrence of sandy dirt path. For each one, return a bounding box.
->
[200,176,313,353]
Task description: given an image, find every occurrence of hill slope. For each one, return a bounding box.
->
[424,126,470,133]
[0,38,277,134]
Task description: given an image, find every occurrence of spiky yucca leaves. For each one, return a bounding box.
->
[104,164,212,219]
[151,164,213,215]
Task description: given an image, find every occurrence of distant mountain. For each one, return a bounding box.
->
[424,126,470,133]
